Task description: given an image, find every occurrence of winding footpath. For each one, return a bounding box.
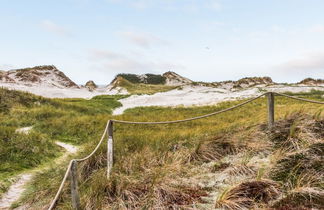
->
[0,127,78,209]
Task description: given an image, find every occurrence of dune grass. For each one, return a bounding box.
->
[11,90,324,209]
[0,88,124,196]
[114,77,177,95]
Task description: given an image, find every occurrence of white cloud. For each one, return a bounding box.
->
[106,0,151,9]
[40,20,71,37]
[271,25,286,33]
[278,52,324,72]
[209,0,222,10]
[107,0,222,11]
[309,24,324,33]
[89,49,185,73]
[119,30,169,48]
[0,64,15,70]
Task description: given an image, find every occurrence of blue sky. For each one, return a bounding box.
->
[1,0,324,84]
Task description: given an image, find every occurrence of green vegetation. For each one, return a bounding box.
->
[0,88,124,196]
[117,73,166,84]
[283,89,324,100]
[114,76,177,94]
[1,88,324,209]
[10,90,323,209]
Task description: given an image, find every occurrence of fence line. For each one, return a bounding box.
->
[274,92,324,104]
[48,121,110,210]
[48,91,324,210]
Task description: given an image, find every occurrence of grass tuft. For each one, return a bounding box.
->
[215,179,280,209]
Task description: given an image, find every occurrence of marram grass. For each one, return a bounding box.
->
[1,88,323,209]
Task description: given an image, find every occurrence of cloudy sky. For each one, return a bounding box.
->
[1,0,324,84]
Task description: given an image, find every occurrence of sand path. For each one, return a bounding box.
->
[0,127,78,209]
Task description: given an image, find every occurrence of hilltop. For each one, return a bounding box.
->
[0,65,78,88]
[0,65,109,98]
[107,72,274,93]
[106,72,188,95]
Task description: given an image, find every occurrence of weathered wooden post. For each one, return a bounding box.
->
[267,92,275,128]
[70,160,81,210]
[107,120,114,178]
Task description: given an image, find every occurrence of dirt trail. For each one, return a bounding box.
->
[0,174,33,209]
[0,127,78,209]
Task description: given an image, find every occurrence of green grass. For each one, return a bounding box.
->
[114,77,177,95]
[1,88,324,209]
[283,89,324,100]
[0,88,124,196]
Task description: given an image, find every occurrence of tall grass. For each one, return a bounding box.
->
[0,88,124,197]
[15,91,324,209]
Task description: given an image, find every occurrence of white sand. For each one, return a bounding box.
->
[15,127,33,134]
[0,174,33,209]
[113,85,324,115]
[0,83,127,99]
[1,82,323,114]
[55,141,78,153]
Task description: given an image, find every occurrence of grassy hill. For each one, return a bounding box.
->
[2,89,321,209]
[110,76,178,95]
[0,88,125,196]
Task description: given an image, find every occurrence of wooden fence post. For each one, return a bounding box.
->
[267,92,275,128]
[107,120,114,178]
[70,160,81,210]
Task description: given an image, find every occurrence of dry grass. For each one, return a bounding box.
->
[211,161,231,173]
[190,138,239,163]
[270,142,324,183]
[227,164,257,177]
[267,113,323,150]
[14,91,324,209]
[215,179,280,209]
[272,187,324,209]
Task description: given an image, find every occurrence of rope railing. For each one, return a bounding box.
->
[274,92,324,104]
[48,92,324,209]
[48,121,111,210]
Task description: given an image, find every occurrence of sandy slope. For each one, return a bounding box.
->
[0,83,109,99]
[113,85,324,115]
[1,81,323,113]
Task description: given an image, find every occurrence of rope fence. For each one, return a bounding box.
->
[48,121,110,210]
[48,91,324,210]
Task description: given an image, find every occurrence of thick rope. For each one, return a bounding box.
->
[75,121,110,162]
[48,120,110,210]
[48,160,73,210]
[274,92,324,104]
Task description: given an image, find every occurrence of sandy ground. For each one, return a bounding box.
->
[113,85,324,115]
[0,174,33,210]
[55,141,78,153]
[0,127,78,209]
[15,127,33,134]
[0,84,127,99]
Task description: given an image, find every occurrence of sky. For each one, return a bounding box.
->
[1,0,324,84]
